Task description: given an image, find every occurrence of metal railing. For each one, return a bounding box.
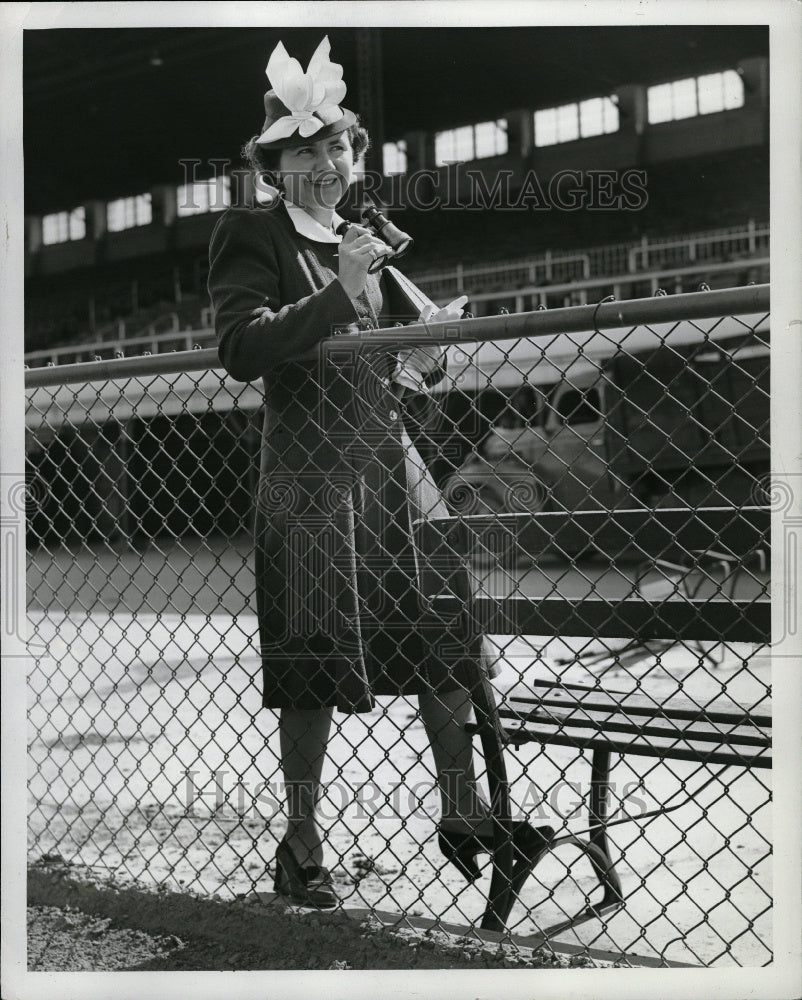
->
[24,221,768,369]
[24,263,769,371]
[24,328,217,368]
[411,221,769,297]
[25,285,771,967]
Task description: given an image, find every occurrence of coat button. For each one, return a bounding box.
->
[388,409,398,421]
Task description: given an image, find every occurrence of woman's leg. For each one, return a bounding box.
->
[279,707,334,866]
[418,687,492,833]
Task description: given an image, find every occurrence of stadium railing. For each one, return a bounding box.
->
[410,221,769,297]
[24,221,768,369]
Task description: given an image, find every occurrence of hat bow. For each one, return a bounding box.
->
[258,36,347,143]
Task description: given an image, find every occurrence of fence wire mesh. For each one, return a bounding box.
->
[25,286,771,967]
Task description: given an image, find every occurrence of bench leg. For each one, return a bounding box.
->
[588,747,625,911]
[473,676,558,930]
[529,760,737,941]
[518,835,624,943]
[453,553,542,932]
[528,747,624,940]
[471,736,625,934]
[472,702,623,932]
[443,530,517,933]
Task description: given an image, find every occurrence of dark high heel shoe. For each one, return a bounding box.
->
[273,838,338,908]
[438,820,554,882]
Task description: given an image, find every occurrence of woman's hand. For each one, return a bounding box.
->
[393,296,467,391]
[337,224,392,300]
[418,295,468,325]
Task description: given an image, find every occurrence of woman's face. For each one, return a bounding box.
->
[278,131,354,211]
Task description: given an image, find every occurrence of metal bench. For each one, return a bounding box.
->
[414,506,772,935]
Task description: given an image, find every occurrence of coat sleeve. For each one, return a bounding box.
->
[208,209,361,382]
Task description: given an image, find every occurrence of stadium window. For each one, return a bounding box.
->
[474,120,508,158]
[382,140,407,175]
[671,78,697,119]
[534,107,559,147]
[176,175,231,217]
[578,96,619,137]
[534,96,618,147]
[42,206,86,245]
[106,193,152,233]
[648,70,744,124]
[434,119,507,165]
[648,78,697,122]
[697,70,745,114]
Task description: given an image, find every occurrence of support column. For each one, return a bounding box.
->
[738,56,769,144]
[615,83,648,166]
[503,108,534,158]
[615,83,648,136]
[738,56,769,112]
[398,130,435,209]
[153,182,178,227]
[25,215,43,257]
[356,28,385,178]
[86,199,107,268]
[402,130,430,173]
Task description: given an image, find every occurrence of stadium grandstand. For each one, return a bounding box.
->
[24,26,768,362]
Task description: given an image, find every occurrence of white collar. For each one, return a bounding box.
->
[284,200,345,244]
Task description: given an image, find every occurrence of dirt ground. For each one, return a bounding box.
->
[27,857,600,971]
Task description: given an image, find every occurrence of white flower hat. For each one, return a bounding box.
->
[256,35,356,149]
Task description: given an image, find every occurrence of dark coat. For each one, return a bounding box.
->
[208,200,494,713]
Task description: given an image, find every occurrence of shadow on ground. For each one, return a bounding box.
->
[27,858,591,971]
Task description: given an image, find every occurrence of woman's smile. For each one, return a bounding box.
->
[305,170,347,197]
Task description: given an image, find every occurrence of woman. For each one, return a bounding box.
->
[208,36,551,907]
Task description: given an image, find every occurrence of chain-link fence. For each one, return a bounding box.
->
[25,285,771,967]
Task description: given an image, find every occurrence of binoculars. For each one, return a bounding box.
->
[335,204,413,273]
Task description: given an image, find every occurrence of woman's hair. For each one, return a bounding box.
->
[242,118,371,187]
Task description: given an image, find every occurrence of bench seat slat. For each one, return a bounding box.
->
[533,679,773,725]
[498,705,771,748]
[432,595,771,643]
[484,721,773,768]
[524,693,770,729]
[508,683,773,728]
